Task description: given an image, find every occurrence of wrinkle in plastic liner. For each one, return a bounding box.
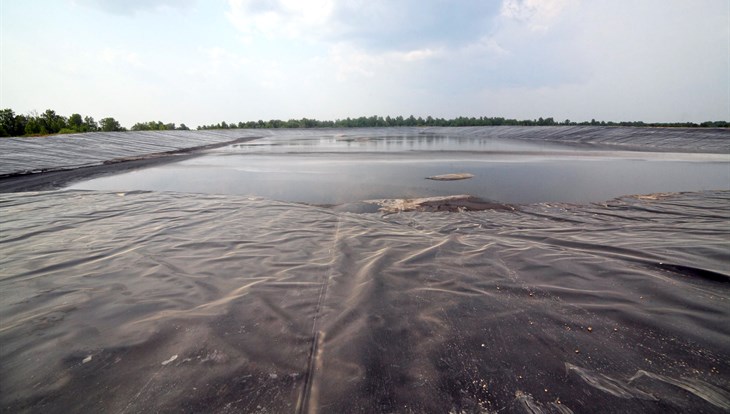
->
[1,189,729,413]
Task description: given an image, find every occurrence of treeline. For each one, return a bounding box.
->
[0,108,189,137]
[131,121,190,131]
[197,115,730,130]
[0,108,127,137]
[2,108,728,138]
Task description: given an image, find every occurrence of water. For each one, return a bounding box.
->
[70,133,730,205]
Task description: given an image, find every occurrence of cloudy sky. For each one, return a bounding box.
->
[1,0,728,127]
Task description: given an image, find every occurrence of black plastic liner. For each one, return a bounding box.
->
[1,127,727,178]
[419,126,730,153]
[1,190,728,413]
[0,129,264,176]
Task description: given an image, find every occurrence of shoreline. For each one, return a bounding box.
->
[0,136,260,193]
[1,126,727,199]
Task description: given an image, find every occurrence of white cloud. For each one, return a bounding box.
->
[329,44,380,81]
[225,0,501,53]
[100,48,144,68]
[500,0,578,31]
[328,44,443,82]
[2,0,727,126]
[74,0,196,15]
[461,36,509,59]
[398,48,440,62]
[226,0,335,40]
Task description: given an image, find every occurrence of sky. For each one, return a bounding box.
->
[1,0,728,128]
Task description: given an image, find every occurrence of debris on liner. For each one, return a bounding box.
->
[365,194,514,213]
[426,173,475,181]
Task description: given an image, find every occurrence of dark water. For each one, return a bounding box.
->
[1,190,728,413]
[69,134,730,205]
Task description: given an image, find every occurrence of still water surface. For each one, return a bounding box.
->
[70,134,729,204]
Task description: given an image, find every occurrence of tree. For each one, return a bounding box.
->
[132,121,165,131]
[24,118,44,135]
[68,113,83,131]
[0,109,15,137]
[39,109,66,134]
[84,116,98,131]
[99,117,124,132]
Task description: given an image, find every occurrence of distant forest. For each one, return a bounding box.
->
[1,108,727,138]
[0,109,191,138]
[197,116,730,130]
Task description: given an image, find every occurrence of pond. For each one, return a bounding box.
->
[69,132,730,205]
